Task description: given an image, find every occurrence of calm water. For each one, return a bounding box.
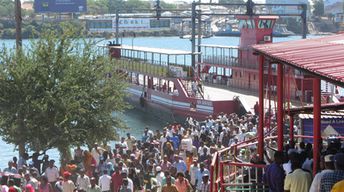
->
[0,35,317,169]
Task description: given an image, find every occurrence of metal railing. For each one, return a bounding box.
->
[210,127,280,192]
[202,55,239,66]
[219,162,267,192]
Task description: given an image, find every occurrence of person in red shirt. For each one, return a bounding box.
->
[111,167,123,192]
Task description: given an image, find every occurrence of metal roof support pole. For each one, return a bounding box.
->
[197,10,202,64]
[277,63,284,151]
[115,10,119,44]
[258,55,265,160]
[313,78,321,176]
[191,2,196,78]
[289,115,294,143]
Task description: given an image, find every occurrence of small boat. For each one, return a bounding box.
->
[214,26,241,37]
[273,24,295,37]
[179,34,213,39]
[214,23,295,37]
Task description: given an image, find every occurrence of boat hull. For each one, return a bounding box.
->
[126,84,242,121]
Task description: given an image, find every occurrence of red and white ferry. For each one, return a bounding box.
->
[107,44,243,120]
[105,15,316,120]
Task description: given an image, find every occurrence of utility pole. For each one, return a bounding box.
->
[15,0,22,51]
[301,4,307,39]
[115,9,119,45]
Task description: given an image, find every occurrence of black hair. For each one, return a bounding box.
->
[291,153,302,171]
[176,172,184,177]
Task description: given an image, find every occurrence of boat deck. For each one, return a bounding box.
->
[204,86,258,113]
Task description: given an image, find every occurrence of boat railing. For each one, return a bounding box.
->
[179,79,205,99]
[202,55,239,66]
[113,57,193,78]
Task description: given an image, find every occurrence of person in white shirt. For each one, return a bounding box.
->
[283,150,297,175]
[309,154,335,192]
[87,177,101,192]
[98,169,111,192]
[189,159,199,188]
[76,169,91,192]
[121,169,133,192]
[180,134,193,152]
[62,171,75,192]
[18,153,29,169]
[44,160,59,185]
[23,172,38,191]
[197,174,210,192]
[195,163,210,191]
[91,143,101,167]
[154,166,165,192]
[197,142,210,156]
[159,130,168,155]
[125,133,136,151]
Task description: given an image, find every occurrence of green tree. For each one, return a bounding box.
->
[0,0,14,18]
[0,23,129,165]
[160,1,177,9]
[88,0,109,14]
[123,0,151,12]
[312,0,324,17]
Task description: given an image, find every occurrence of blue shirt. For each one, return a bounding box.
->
[170,136,180,149]
[263,163,285,192]
[173,160,187,173]
[195,168,210,189]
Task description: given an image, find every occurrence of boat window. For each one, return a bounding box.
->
[238,19,255,29]
[258,20,272,29]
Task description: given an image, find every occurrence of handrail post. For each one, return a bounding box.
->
[277,63,284,151]
[258,55,265,160]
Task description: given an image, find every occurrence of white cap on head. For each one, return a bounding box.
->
[156,166,161,172]
[121,168,128,174]
[324,154,334,163]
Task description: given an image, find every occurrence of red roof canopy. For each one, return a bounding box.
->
[252,34,344,87]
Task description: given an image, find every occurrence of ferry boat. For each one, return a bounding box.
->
[105,44,244,120]
[199,15,314,103]
[103,15,315,121]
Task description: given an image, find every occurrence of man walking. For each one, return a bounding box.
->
[263,151,285,192]
[320,153,344,192]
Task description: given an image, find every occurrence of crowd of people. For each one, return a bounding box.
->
[0,112,343,192]
[264,139,344,192]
